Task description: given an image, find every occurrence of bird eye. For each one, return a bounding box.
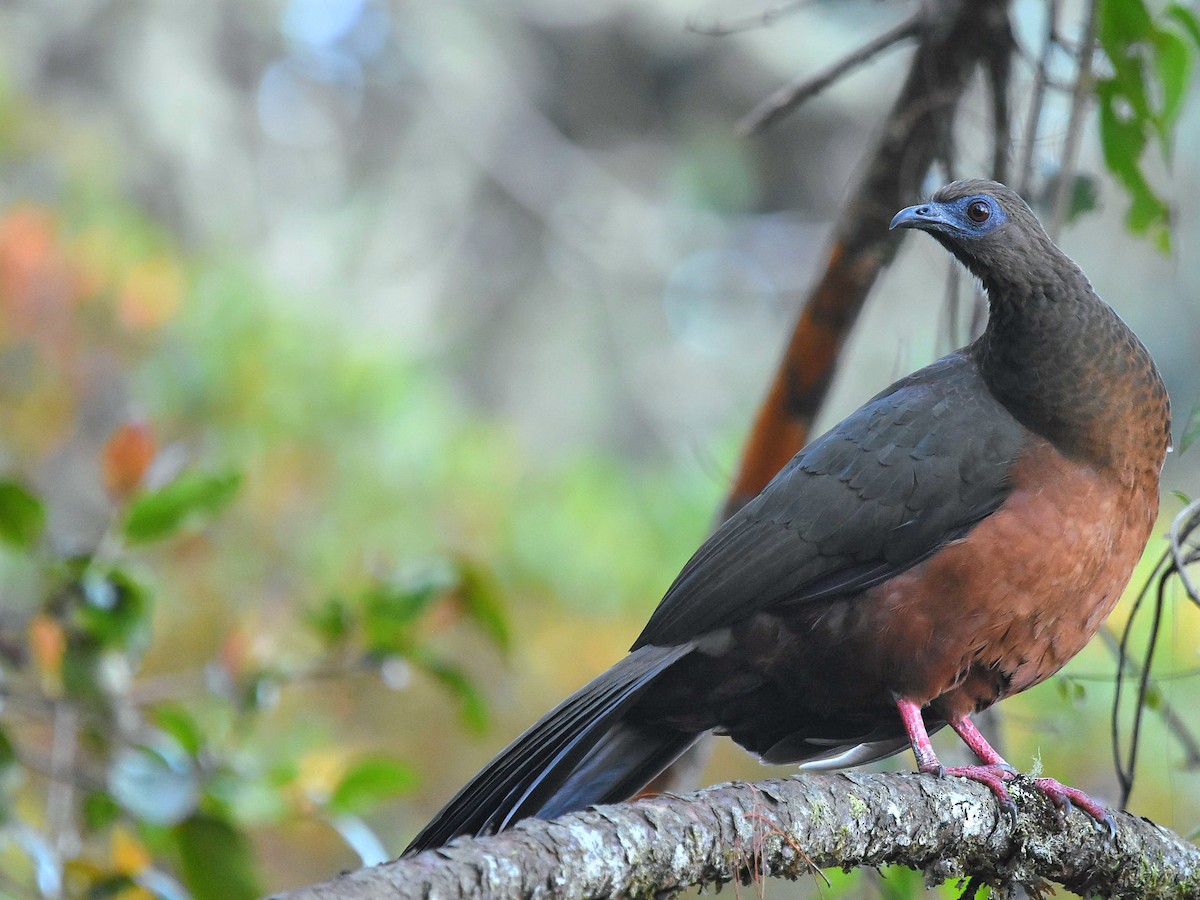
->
[967,200,991,223]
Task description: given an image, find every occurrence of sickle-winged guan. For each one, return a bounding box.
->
[405,180,1171,853]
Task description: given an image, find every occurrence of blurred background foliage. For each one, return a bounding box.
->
[0,0,1196,897]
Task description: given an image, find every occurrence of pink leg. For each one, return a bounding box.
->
[894,698,1115,835]
[896,698,1017,824]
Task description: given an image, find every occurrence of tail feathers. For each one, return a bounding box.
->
[537,722,698,821]
[403,644,693,854]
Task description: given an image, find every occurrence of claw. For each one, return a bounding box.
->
[1031,777,1115,837]
[1098,813,1118,840]
[999,797,1018,827]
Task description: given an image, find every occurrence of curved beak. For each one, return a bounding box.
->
[889,202,952,232]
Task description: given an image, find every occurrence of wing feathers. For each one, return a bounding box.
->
[634,351,1023,649]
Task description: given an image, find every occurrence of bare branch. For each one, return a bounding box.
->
[1016,0,1059,195]
[687,0,817,37]
[985,18,1013,183]
[1049,0,1099,238]
[273,772,1200,899]
[1169,497,1200,606]
[736,13,922,135]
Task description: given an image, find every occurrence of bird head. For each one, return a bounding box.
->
[890,180,1056,293]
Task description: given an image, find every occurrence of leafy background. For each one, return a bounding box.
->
[0,0,1197,897]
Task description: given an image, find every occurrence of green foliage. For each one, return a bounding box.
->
[0,479,44,548]
[124,471,242,543]
[0,189,519,895]
[416,655,491,734]
[1096,0,1200,249]
[329,758,419,816]
[173,814,261,900]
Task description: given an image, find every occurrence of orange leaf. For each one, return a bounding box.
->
[29,613,65,679]
[0,205,67,330]
[102,421,157,500]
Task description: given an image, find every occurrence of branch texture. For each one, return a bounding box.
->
[274,772,1200,899]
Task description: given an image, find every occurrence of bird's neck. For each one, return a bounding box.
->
[971,268,1170,475]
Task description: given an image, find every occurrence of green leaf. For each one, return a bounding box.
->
[328,757,418,815]
[1180,400,1200,454]
[0,726,11,769]
[1097,81,1170,239]
[457,560,510,653]
[152,706,205,757]
[83,791,121,831]
[308,596,353,645]
[1094,0,1187,246]
[418,658,489,733]
[73,567,149,650]
[173,814,261,900]
[1064,173,1100,224]
[360,580,442,653]
[1167,3,1200,48]
[1153,26,1193,143]
[0,479,44,548]
[124,471,241,543]
[1100,0,1153,49]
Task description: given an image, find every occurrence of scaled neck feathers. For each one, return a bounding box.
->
[970,248,1170,476]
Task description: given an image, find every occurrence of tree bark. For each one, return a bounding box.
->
[273,771,1199,899]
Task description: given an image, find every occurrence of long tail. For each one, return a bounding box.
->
[404,644,696,854]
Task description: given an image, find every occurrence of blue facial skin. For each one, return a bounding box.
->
[889,195,1009,238]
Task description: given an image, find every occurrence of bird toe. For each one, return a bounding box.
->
[1031,777,1114,836]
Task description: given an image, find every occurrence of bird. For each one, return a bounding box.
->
[404,180,1171,854]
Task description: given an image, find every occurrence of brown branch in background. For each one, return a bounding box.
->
[735,13,923,136]
[722,0,1014,517]
[1017,0,1059,195]
[1049,0,1098,237]
[276,772,1200,900]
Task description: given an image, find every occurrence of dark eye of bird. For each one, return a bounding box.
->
[967,200,991,223]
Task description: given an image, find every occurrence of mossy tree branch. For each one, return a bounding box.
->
[274,772,1200,899]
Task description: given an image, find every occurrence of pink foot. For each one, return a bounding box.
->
[1033,777,1117,837]
[937,764,1018,825]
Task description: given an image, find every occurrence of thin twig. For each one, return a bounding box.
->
[1111,550,1167,806]
[1017,0,1058,196]
[737,13,923,135]
[1168,497,1200,606]
[1126,568,1169,807]
[1049,0,1098,237]
[687,0,817,37]
[46,702,79,860]
[1105,538,1200,809]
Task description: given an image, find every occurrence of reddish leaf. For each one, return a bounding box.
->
[102,421,157,501]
